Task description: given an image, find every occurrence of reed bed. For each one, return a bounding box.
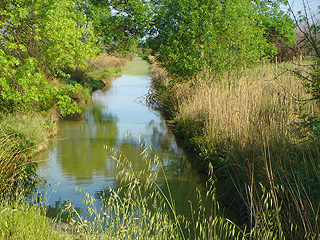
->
[150,60,320,238]
[178,64,314,146]
[0,113,56,197]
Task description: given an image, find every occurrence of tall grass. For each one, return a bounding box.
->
[0,113,69,239]
[0,199,68,239]
[0,113,57,197]
[51,139,243,239]
[149,60,320,238]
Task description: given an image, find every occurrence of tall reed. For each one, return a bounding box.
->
[149,60,320,238]
[0,113,56,197]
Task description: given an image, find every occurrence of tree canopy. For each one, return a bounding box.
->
[0,0,298,114]
[0,0,98,115]
[85,0,155,54]
[147,0,296,79]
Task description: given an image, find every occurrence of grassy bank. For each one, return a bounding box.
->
[0,54,128,196]
[0,113,57,197]
[0,54,130,238]
[0,199,69,239]
[0,137,242,239]
[0,113,65,239]
[84,54,129,91]
[149,59,320,239]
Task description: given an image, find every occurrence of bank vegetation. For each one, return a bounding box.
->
[146,0,320,238]
[1,0,320,239]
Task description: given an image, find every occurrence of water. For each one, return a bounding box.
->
[36,58,207,220]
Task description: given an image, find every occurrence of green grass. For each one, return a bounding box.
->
[0,137,243,239]
[0,113,57,157]
[0,114,67,239]
[0,200,68,240]
[84,54,128,91]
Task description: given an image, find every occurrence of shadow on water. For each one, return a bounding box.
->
[34,58,219,224]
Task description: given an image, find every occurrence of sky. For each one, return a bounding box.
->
[288,0,320,15]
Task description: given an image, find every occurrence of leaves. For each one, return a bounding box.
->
[147,0,295,80]
[0,0,99,116]
[86,0,154,53]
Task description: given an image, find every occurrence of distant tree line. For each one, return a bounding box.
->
[0,0,315,115]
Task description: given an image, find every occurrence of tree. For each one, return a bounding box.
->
[288,0,320,109]
[0,0,98,115]
[85,0,155,55]
[147,0,295,80]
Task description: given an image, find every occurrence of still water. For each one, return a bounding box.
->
[36,58,207,219]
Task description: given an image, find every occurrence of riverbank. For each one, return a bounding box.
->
[0,53,128,196]
[0,58,243,240]
[148,58,320,238]
[0,54,131,239]
[85,54,129,91]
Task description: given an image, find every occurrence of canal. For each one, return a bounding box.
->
[35,58,208,221]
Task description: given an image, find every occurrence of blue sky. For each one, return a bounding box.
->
[288,0,320,15]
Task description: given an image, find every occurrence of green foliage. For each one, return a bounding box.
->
[0,0,99,116]
[85,0,154,54]
[0,61,90,116]
[0,0,98,75]
[0,200,67,239]
[254,0,296,46]
[290,2,320,139]
[148,0,295,80]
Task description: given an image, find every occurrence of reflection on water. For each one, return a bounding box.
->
[36,58,207,220]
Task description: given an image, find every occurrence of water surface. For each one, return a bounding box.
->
[36,58,207,219]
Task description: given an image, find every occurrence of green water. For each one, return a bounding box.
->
[36,58,208,220]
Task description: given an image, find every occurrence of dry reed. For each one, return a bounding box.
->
[150,60,320,238]
[88,53,128,72]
